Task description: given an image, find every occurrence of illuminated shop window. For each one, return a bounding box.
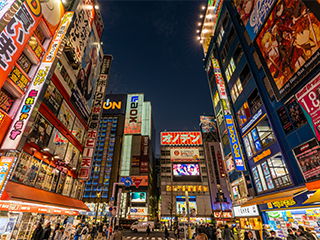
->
[237,102,251,127]
[217,27,225,47]
[225,57,236,82]
[0,89,14,114]
[17,53,32,74]
[231,78,243,103]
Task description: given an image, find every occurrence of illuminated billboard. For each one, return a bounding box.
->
[161,132,202,145]
[130,192,146,203]
[124,94,144,134]
[102,94,127,115]
[173,164,200,176]
[234,0,258,26]
[255,0,320,101]
[170,147,200,161]
[200,116,217,133]
[176,196,197,216]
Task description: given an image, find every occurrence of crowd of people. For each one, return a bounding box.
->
[264,226,319,240]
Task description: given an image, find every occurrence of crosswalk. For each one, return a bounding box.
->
[124,237,177,240]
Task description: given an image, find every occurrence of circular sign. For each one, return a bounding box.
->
[109,207,113,211]
[124,177,133,187]
[110,197,114,201]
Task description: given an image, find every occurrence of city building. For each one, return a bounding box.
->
[0,0,110,238]
[200,0,320,238]
[83,93,157,221]
[160,131,212,226]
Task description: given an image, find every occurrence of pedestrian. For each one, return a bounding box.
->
[267,230,281,240]
[52,223,60,240]
[300,226,316,240]
[31,223,43,240]
[110,225,123,240]
[223,225,234,240]
[297,229,308,240]
[74,224,82,240]
[216,226,222,240]
[165,225,169,240]
[196,233,208,240]
[91,223,98,240]
[287,229,298,240]
[174,226,180,240]
[244,232,250,240]
[292,228,299,237]
[81,224,89,240]
[42,222,51,240]
[98,222,103,239]
[263,226,270,240]
[146,224,151,239]
[306,228,318,240]
[54,227,64,240]
[212,226,217,240]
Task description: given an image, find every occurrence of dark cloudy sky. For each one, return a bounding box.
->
[99,0,214,152]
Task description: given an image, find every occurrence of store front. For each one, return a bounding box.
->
[213,211,232,226]
[0,181,89,240]
[233,205,262,240]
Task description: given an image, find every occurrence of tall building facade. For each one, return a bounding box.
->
[200,0,320,238]
[160,131,212,225]
[83,93,157,221]
[0,0,110,238]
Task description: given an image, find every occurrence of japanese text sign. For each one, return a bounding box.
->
[78,55,112,180]
[212,58,227,100]
[161,132,202,145]
[233,205,259,217]
[0,0,42,87]
[225,115,246,171]
[296,72,320,142]
[1,12,74,150]
[124,94,144,134]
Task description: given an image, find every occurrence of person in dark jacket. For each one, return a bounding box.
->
[146,224,151,239]
[98,222,103,239]
[51,223,60,240]
[267,230,281,240]
[212,226,217,240]
[287,229,299,240]
[165,225,169,240]
[299,226,316,240]
[91,222,98,239]
[224,225,234,240]
[31,223,43,240]
[42,222,51,240]
[174,226,180,240]
[297,229,308,240]
[244,232,250,240]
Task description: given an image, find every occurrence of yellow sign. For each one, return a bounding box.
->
[253,149,271,162]
[103,101,122,110]
[271,199,296,208]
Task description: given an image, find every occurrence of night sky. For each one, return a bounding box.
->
[99,0,214,152]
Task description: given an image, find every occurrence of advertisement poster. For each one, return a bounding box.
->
[277,106,294,134]
[58,100,76,132]
[226,156,235,173]
[176,196,197,215]
[285,98,307,129]
[293,139,320,182]
[11,152,32,183]
[255,0,320,101]
[170,147,200,161]
[43,81,63,116]
[130,192,146,203]
[47,128,68,158]
[72,118,85,144]
[234,0,258,26]
[200,116,217,133]
[296,72,320,141]
[65,143,80,169]
[0,156,14,196]
[173,164,200,176]
[124,94,144,134]
[71,29,101,122]
[28,113,53,149]
[24,158,41,186]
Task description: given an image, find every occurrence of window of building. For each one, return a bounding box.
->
[227,26,236,46]
[220,42,230,63]
[237,102,251,128]
[233,44,243,65]
[240,64,252,87]
[247,89,262,115]
[0,89,14,114]
[222,13,229,28]
[231,78,243,103]
[243,29,251,46]
[225,57,236,82]
[217,27,225,47]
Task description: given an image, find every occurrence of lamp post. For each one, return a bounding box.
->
[95,191,102,222]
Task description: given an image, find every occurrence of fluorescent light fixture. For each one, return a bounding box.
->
[54,155,59,159]
[95,5,99,9]
[43,148,49,151]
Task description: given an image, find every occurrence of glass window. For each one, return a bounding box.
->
[237,102,251,127]
[257,165,268,191]
[24,157,41,186]
[231,78,243,103]
[243,136,253,158]
[56,172,67,194]
[256,117,275,148]
[267,154,292,188]
[252,167,263,193]
[34,162,48,189]
[12,152,32,183]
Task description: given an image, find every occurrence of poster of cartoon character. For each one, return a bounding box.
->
[28,113,53,149]
[43,81,63,116]
[47,128,69,158]
[72,118,85,144]
[234,0,258,26]
[65,143,80,169]
[58,100,76,132]
[255,0,320,100]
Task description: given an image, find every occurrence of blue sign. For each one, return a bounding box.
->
[241,105,266,136]
[124,177,132,187]
[246,0,275,41]
[110,197,114,201]
[225,115,246,171]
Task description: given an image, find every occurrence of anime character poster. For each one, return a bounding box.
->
[71,29,101,122]
[285,98,307,129]
[43,81,63,116]
[172,164,200,176]
[72,118,85,144]
[255,0,320,101]
[58,100,75,132]
[47,128,68,158]
[234,0,258,26]
[28,113,53,149]
[65,143,80,169]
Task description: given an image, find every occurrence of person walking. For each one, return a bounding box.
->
[174,226,180,240]
[31,223,43,240]
[52,223,60,240]
[42,222,51,240]
[81,224,89,240]
[287,229,298,240]
[53,227,64,240]
[110,226,123,240]
[164,225,169,240]
[223,225,234,240]
[297,229,308,240]
[212,226,217,240]
[267,230,281,240]
[146,224,151,239]
[91,223,98,240]
[216,226,222,240]
[196,233,208,240]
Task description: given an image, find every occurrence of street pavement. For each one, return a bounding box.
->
[121,230,186,240]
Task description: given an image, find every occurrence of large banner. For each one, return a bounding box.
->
[296,72,320,142]
[200,116,217,133]
[71,28,102,122]
[170,147,200,162]
[234,0,258,26]
[124,94,144,134]
[161,132,202,145]
[78,55,112,180]
[255,0,320,101]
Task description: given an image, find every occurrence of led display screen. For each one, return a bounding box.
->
[130,192,146,203]
[173,164,200,176]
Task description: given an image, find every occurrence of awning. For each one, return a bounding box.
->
[1,181,90,211]
[303,189,320,204]
[241,186,307,207]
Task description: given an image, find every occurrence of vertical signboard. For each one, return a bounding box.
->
[140,136,149,173]
[1,12,74,150]
[124,94,144,134]
[0,156,15,198]
[98,122,112,187]
[78,55,112,180]
[0,0,42,88]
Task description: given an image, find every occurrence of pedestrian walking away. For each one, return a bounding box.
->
[42,222,52,240]
[196,233,208,240]
[216,226,222,240]
[31,223,43,240]
[164,225,169,240]
[110,225,123,240]
[223,225,234,240]
[146,224,151,239]
[174,226,180,240]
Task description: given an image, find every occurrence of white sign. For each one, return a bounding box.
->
[233,205,259,217]
[129,207,147,216]
[170,147,200,161]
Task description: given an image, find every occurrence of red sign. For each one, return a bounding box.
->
[216,150,225,178]
[161,132,202,145]
[133,178,142,188]
[140,161,148,173]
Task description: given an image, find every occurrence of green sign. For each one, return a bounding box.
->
[267,211,281,218]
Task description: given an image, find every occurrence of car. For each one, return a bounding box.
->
[131,221,154,233]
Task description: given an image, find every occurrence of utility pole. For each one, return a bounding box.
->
[185,191,191,240]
